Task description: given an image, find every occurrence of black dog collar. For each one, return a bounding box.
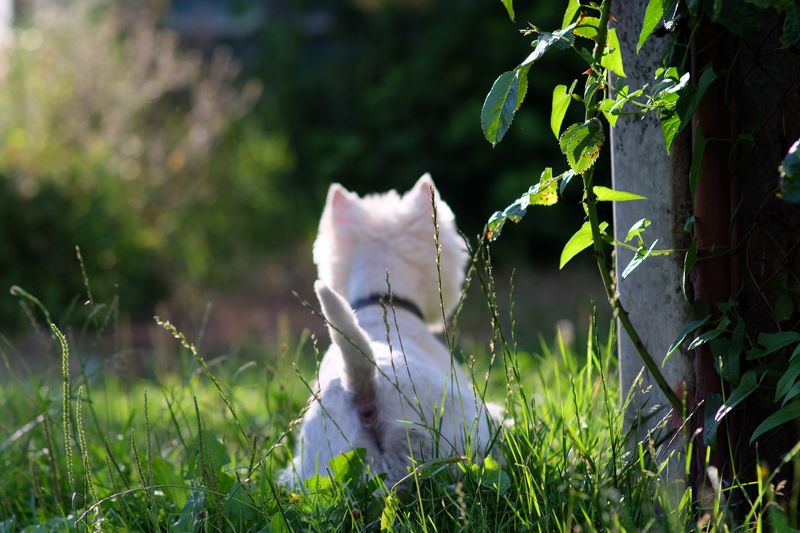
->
[352,293,425,321]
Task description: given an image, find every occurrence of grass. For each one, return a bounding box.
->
[0,261,789,531]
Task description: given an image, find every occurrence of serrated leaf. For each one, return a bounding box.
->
[551,85,571,139]
[562,0,580,27]
[521,24,576,67]
[594,186,646,202]
[528,167,559,206]
[516,64,531,111]
[622,239,659,279]
[559,118,605,174]
[500,0,515,22]
[601,29,626,77]
[573,16,600,40]
[560,221,609,269]
[751,400,800,443]
[481,70,521,146]
[779,138,800,203]
[663,314,711,366]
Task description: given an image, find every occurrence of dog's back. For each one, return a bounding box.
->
[287,176,494,485]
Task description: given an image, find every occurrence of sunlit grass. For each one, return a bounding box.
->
[0,299,700,532]
[2,257,779,531]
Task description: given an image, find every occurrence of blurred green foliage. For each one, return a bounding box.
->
[256,0,591,245]
[1,0,599,328]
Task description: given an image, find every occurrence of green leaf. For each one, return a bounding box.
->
[151,457,187,508]
[481,456,512,493]
[779,139,800,203]
[329,448,367,483]
[703,393,723,446]
[776,357,800,402]
[713,0,764,37]
[551,85,572,139]
[481,70,522,146]
[559,118,605,174]
[781,5,800,48]
[687,316,731,350]
[716,318,744,384]
[747,331,800,360]
[677,68,717,129]
[529,168,559,206]
[562,0,581,28]
[622,239,659,279]
[176,492,206,531]
[638,0,666,52]
[601,29,626,78]
[593,186,646,202]
[660,108,681,154]
[560,221,609,269]
[751,400,800,443]
[573,16,600,40]
[598,98,620,127]
[558,169,577,194]
[521,24,576,67]
[706,370,760,445]
[486,211,506,241]
[660,68,716,153]
[714,370,760,423]
[664,315,711,366]
[500,0,515,22]
[625,218,651,243]
[381,492,400,532]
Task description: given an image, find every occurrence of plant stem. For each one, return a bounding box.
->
[581,0,682,413]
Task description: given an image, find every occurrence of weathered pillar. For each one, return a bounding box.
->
[611,0,692,479]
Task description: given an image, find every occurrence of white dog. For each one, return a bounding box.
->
[287,174,494,485]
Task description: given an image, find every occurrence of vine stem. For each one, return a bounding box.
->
[582,0,682,412]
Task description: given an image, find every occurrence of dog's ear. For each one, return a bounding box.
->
[324,183,359,224]
[406,173,440,214]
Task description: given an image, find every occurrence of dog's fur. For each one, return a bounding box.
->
[287,174,493,485]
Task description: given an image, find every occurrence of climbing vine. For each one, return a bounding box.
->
[482,0,800,459]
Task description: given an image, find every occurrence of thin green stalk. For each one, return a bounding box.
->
[51,323,75,499]
[582,0,682,413]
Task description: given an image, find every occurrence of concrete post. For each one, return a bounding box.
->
[610,0,692,479]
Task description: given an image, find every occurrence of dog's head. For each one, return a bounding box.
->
[313,174,467,329]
